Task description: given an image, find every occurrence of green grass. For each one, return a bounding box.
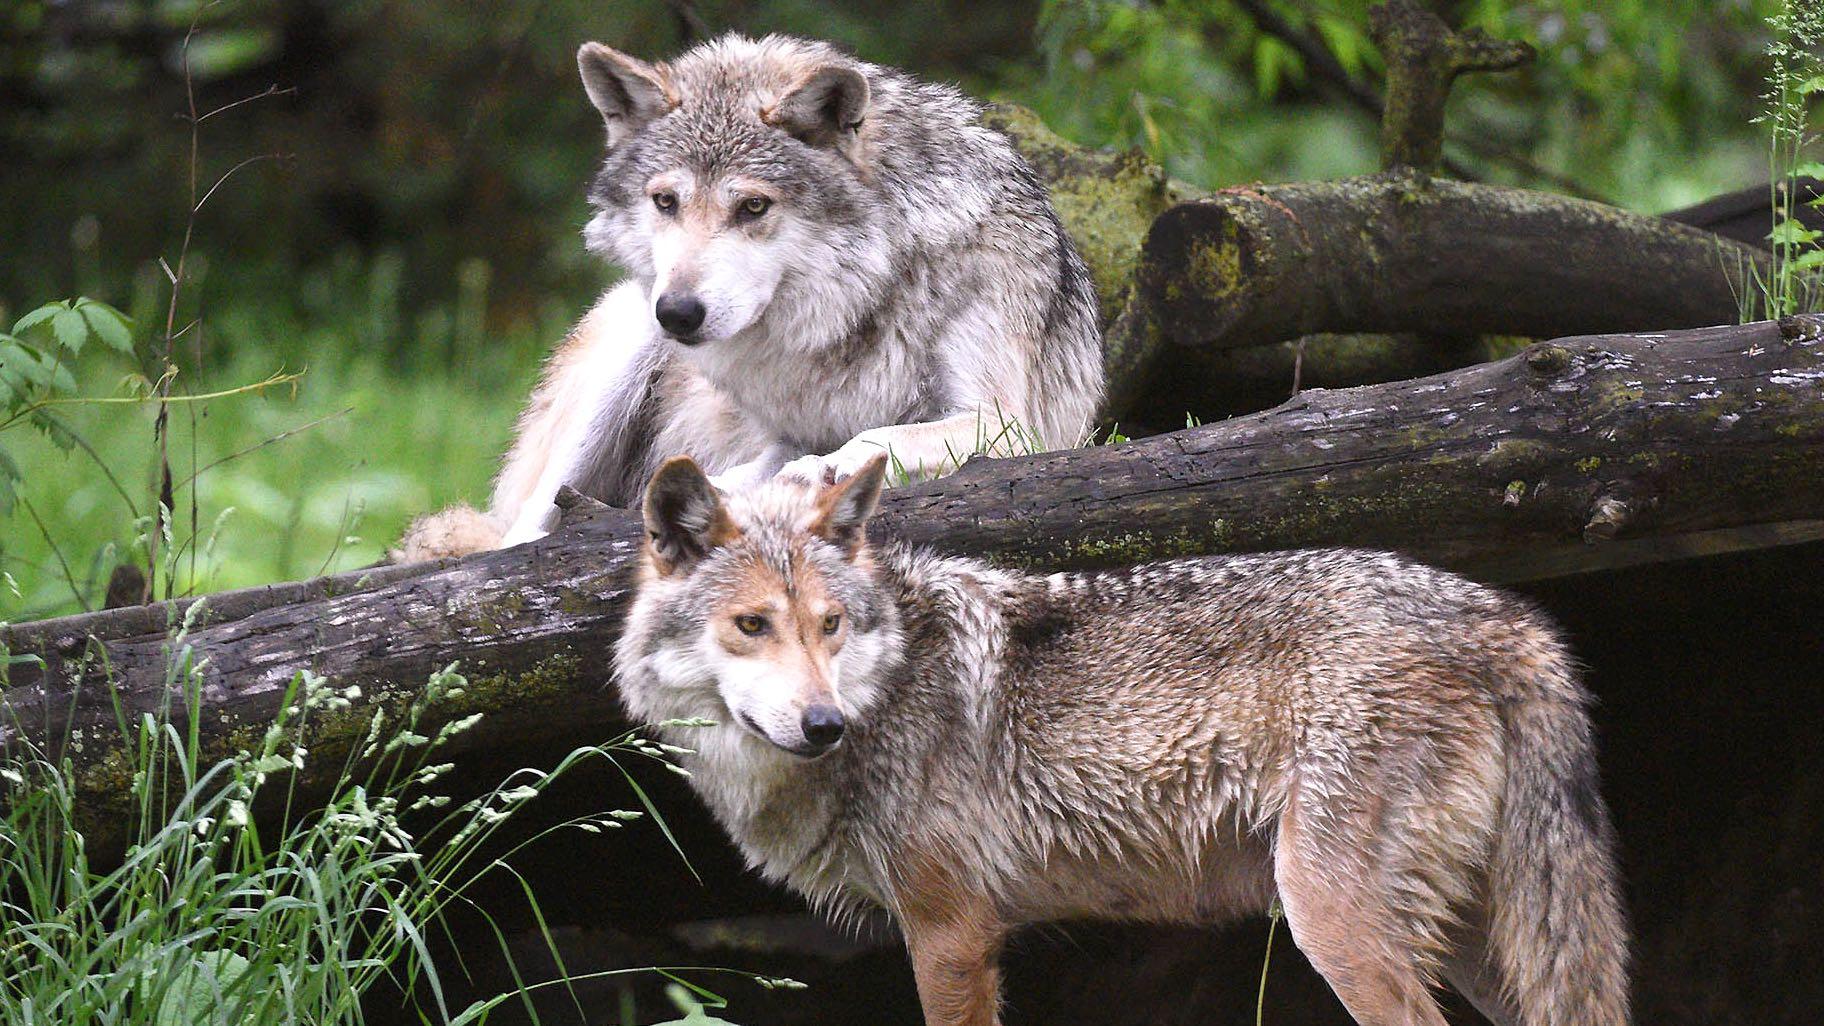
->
[0,646,711,1025]
[1,334,540,622]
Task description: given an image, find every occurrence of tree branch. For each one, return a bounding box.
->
[1370,0,1534,172]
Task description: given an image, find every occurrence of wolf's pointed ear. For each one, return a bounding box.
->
[642,457,739,575]
[578,42,676,148]
[763,65,869,160]
[809,454,888,557]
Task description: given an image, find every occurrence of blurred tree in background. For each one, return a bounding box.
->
[0,0,1796,617]
[0,0,1783,339]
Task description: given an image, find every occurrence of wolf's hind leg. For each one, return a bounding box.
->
[1440,906,1523,1026]
[1274,795,1450,1026]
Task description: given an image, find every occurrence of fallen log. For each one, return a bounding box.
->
[1140,174,1764,353]
[976,0,1777,422]
[988,109,1773,424]
[5,316,1822,859]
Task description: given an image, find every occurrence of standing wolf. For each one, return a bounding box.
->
[615,456,1632,1026]
[394,35,1102,561]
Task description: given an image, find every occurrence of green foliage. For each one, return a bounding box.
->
[1019,0,1781,208]
[0,334,524,620]
[1752,0,1824,319]
[0,637,741,1025]
[0,298,135,514]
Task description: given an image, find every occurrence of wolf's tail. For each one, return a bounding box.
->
[1487,634,1630,1026]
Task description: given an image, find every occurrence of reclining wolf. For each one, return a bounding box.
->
[396,34,1103,561]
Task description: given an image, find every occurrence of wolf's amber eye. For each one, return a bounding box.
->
[734,614,768,636]
[822,613,841,635]
[738,196,772,219]
[652,191,678,213]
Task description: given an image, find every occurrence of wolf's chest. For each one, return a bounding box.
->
[694,331,937,452]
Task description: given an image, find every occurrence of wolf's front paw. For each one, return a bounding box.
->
[780,440,892,486]
[776,453,841,486]
[497,518,551,549]
[708,461,776,493]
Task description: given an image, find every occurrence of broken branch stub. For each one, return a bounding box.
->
[1370,0,1535,172]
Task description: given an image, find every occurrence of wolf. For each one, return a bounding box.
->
[393,34,1102,562]
[613,455,1632,1026]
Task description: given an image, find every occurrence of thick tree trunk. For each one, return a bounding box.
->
[6,316,1822,857]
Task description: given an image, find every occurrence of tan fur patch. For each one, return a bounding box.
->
[390,504,502,563]
[707,553,845,702]
[896,851,1006,1026]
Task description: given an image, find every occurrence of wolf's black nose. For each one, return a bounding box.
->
[801,704,845,748]
[655,292,706,338]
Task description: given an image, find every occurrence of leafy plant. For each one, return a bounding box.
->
[1752,0,1824,319]
[0,297,136,512]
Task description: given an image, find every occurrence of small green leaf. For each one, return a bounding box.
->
[1792,248,1824,270]
[31,410,78,452]
[50,306,87,354]
[1315,15,1373,76]
[1253,35,1300,99]
[0,447,17,515]
[1769,219,1821,246]
[154,950,255,1026]
[3,346,52,390]
[10,302,63,335]
[78,301,134,353]
[1792,162,1824,180]
[117,372,155,398]
[1797,74,1824,95]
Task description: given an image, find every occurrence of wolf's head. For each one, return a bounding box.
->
[614,454,901,759]
[576,35,889,350]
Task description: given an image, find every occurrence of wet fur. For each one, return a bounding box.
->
[615,467,1632,1026]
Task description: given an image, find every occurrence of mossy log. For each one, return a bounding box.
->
[1116,171,1771,423]
[6,316,1823,857]
[987,107,1773,423]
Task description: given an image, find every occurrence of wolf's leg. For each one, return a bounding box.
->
[707,442,796,493]
[901,913,1005,1026]
[778,408,1033,485]
[1274,792,1450,1026]
[494,283,660,547]
[895,864,1007,1026]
